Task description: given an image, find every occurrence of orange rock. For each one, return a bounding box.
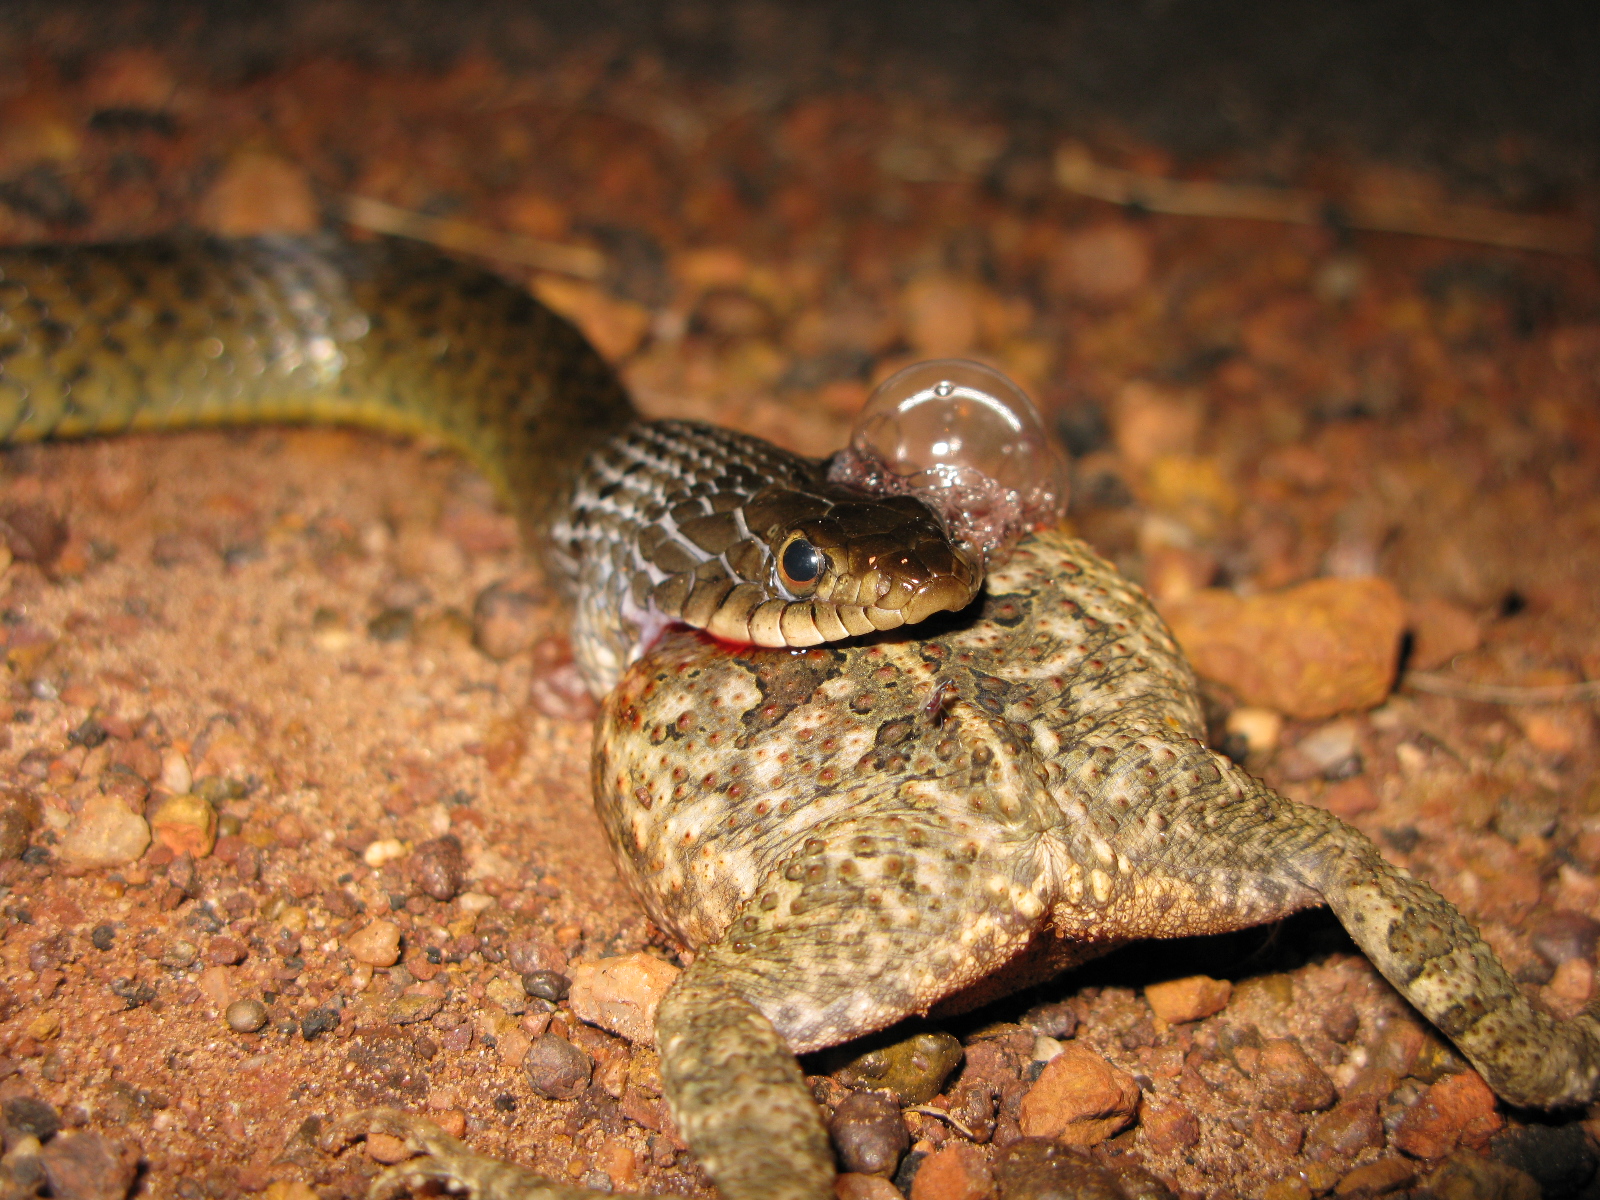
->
[901,273,981,358]
[1391,1071,1502,1159]
[1333,1157,1415,1195]
[1318,776,1378,819]
[533,277,651,362]
[909,1142,995,1200]
[568,953,681,1044]
[58,795,150,871]
[147,792,218,857]
[345,920,402,968]
[1160,577,1406,719]
[199,151,318,236]
[1405,596,1482,670]
[363,1133,410,1165]
[835,1174,903,1200]
[1144,975,1231,1025]
[1138,1100,1200,1154]
[1016,1043,1140,1146]
[1111,381,1204,467]
[1050,222,1151,305]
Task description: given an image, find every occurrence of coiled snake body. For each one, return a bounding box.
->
[6,236,1600,1200]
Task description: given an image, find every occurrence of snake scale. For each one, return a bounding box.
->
[4,236,1599,1200]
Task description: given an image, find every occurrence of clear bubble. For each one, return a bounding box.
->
[827,359,1068,565]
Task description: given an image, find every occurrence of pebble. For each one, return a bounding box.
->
[1224,707,1283,761]
[901,273,980,358]
[1161,577,1407,719]
[1417,1152,1539,1200]
[1528,909,1600,967]
[388,993,444,1025]
[301,1007,339,1040]
[908,1141,994,1200]
[829,1090,909,1177]
[1022,1001,1078,1040]
[57,796,150,871]
[522,969,572,1003]
[198,150,318,236]
[1303,1095,1384,1161]
[346,920,402,967]
[1111,381,1204,467]
[486,975,528,1015]
[472,582,542,661]
[363,1133,412,1165]
[146,792,217,858]
[567,953,680,1044]
[833,1175,904,1200]
[0,789,38,859]
[1144,975,1231,1025]
[1283,720,1363,781]
[38,1130,138,1200]
[1391,1071,1502,1159]
[993,1139,1126,1200]
[1137,1100,1199,1154]
[1016,1043,1140,1146]
[523,1032,592,1099]
[160,749,192,795]
[835,1032,965,1105]
[1250,1039,1337,1112]
[4,1095,62,1140]
[411,835,465,902]
[1051,222,1152,305]
[205,936,247,966]
[1333,1157,1415,1196]
[1406,596,1483,671]
[225,999,268,1033]
[1320,1000,1360,1044]
[0,500,68,565]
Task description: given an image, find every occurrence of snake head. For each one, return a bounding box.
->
[714,486,983,648]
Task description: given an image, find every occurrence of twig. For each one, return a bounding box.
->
[904,1105,977,1140]
[1054,145,1595,258]
[1403,671,1600,705]
[337,195,608,280]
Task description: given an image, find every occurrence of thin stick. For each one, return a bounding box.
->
[1403,671,1600,706]
[1054,145,1595,258]
[904,1105,978,1140]
[338,195,609,281]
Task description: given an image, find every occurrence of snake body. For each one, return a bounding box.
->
[0,235,979,691]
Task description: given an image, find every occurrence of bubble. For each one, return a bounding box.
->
[828,359,1067,565]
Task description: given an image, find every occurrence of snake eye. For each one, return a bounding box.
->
[778,536,826,593]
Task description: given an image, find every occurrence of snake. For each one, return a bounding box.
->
[0,234,982,693]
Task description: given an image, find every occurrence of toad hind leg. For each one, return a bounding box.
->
[1301,806,1600,1108]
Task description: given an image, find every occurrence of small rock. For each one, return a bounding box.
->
[1304,1095,1384,1161]
[523,1033,592,1099]
[1319,776,1379,818]
[829,1090,909,1177]
[160,940,198,970]
[834,1174,904,1200]
[1144,975,1231,1025]
[1161,577,1407,719]
[388,993,444,1025]
[1022,1001,1078,1040]
[301,1007,339,1040]
[1051,222,1152,305]
[411,835,465,902]
[1250,1039,1337,1113]
[1224,707,1284,761]
[363,1133,411,1165]
[1392,1071,1503,1160]
[225,999,268,1033]
[567,953,680,1045]
[1417,1151,1539,1200]
[1406,596,1482,671]
[507,934,566,976]
[1111,381,1204,467]
[836,1032,965,1105]
[0,501,68,565]
[159,749,192,795]
[1528,909,1600,967]
[346,920,402,968]
[901,273,981,358]
[204,936,247,966]
[57,796,150,871]
[993,1139,1125,1200]
[198,150,317,236]
[522,970,571,1003]
[3,1095,61,1140]
[486,976,528,1015]
[1016,1043,1140,1146]
[908,1141,994,1200]
[0,789,39,859]
[472,582,542,661]
[38,1131,138,1200]
[1137,1100,1200,1154]
[1283,720,1363,781]
[1320,1000,1360,1044]
[1333,1157,1415,1196]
